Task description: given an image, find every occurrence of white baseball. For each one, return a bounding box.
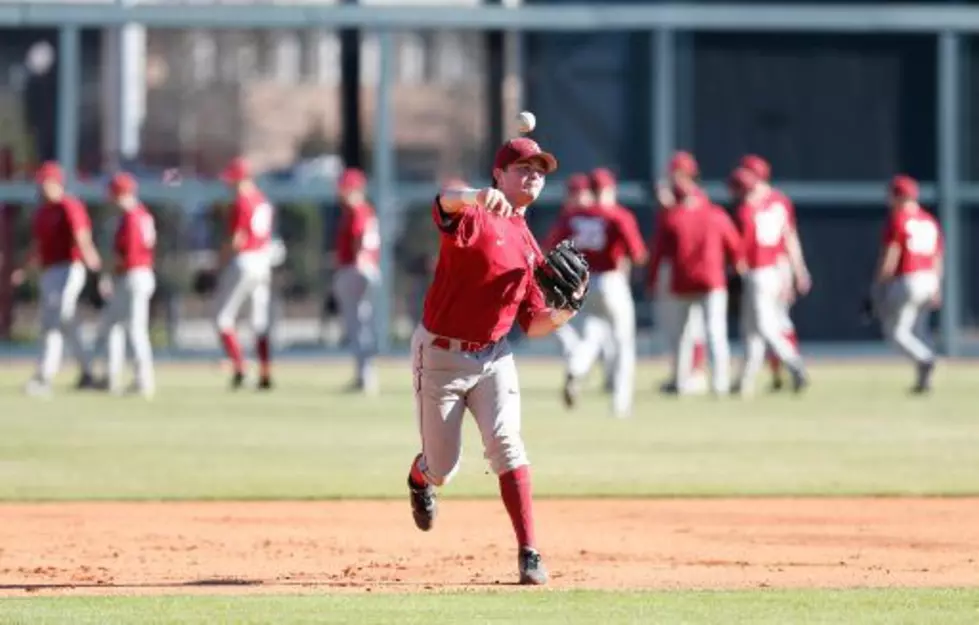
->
[517,111,536,134]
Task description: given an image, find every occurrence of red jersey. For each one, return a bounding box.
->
[422,199,548,343]
[115,205,156,272]
[545,204,646,272]
[32,196,91,268]
[649,200,743,294]
[882,207,943,275]
[228,189,274,253]
[336,202,381,268]
[738,195,791,270]
[766,188,796,255]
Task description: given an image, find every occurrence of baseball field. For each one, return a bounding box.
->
[1,358,978,623]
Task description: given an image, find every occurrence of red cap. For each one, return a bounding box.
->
[493,138,558,175]
[590,167,616,191]
[669,151,699,177]
[566,173,590,193]
[35,161,64,184]
[338,167,367,192]
[221,157,251,183]
[890,174,919,200]
[728,167,759,193]
[109,172,137,197]
[740,154,771,181]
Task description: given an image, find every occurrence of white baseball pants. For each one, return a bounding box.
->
[880,271,939,365]
[89,268,156,394]
[672,289,730,394]
[568,271,636,416]
[214,251,272,335]
[35,262,89,383]
[656,263,706,388]
[411,326,528,486]
[738,266,806,393]
[332,264,380,386]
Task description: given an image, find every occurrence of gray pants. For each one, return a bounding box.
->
[333,265,379,385]
[36,262,89,382]
[656,264,705,387]
[89,268,157,394]
[412,325,528,486]
[214,251,272,335]
[880,271,939,365]
[738,266,805,393]
[673,289,730,394]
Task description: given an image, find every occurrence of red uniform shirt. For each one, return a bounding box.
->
[336,202,381,268]
[228,189,274,253]
[882,207,943,275]
[649,200,743,294]
[115,205,156,272]
[422,199,548,343]
[32,196,91,268]
[738,194,792,270]
[546,205,646,272]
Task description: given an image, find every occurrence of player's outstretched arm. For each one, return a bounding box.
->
[438,187,513,217]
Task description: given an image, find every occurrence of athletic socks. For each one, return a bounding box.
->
[409,454,429,488]
[256,335,271,378]
[219,330,244,373]
[499,465,536,550]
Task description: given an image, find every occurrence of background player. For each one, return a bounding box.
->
[739,154,808,391]
[873,175,942,393]
[14,162,102,396]
[213,157,275,390]
[729,167,809,396]
[332,167,381,395]
[406,136,582,586]
[649,161,744,396]
[549,167,647,418]
[87,173,157,397]
[651,153,708,394]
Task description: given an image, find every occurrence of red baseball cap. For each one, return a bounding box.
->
[35,161,64,184]
[109,172,137,197]
[890,174,919,200]
[338,167,367,192]
[590,167,616,191]
[566,173,590,193]
[493,138,558,175]
[728,167,759,192]
[221,157,251,183]
[740,154,771,181]
[669,151,699,177]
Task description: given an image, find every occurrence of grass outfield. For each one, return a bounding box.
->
[1,589,978,624]
[0,359,976,500]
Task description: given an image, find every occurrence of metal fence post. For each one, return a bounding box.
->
[373,30,395,354]
[937,31,962,356]
[651,27,675,180]
[56,26,81,182]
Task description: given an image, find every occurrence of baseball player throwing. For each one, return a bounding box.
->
[548,168,647,418]
[15,162,102,396]
[332,167,381,394]
[406,136,588,586]
[729,167,809,396]
[873,175,942,393]
[213,157,275,390]
[649,158,744,396]
[87,173,157,397]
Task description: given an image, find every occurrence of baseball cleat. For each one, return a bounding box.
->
[769,376,784,392]
[518,547,549,585]
[791,370,809,394]
[562,374,579,409]
[911,360,935,395]
[257,375,273,391]
[407,477,437,532]
[230,371,245,390]
[75,371,98,390]
[24,377,53,398]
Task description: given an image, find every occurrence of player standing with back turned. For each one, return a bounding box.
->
[405,134,589,586]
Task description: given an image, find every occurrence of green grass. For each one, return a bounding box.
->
[1,589,978,624]
[0,359,976,500]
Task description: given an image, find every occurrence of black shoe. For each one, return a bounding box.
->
[769,376,784,392]
[518,547,549,585]
[75,371,97,390]
[407,477,437,532]
[230,371,245,390]
[257,375,273,391]
[659,380,679,395]
[911,360,935,395]
[792,371,809,394]
[562,374,579,409]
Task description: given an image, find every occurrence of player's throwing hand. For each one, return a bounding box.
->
[476,188,513,217]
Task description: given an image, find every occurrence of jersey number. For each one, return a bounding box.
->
[250,203,274,237]
[753,207,785,246]
[570,217,607,252]
[905,218,939,255]
[140,215,157,249]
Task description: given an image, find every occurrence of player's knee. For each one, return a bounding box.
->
[485,433,528,476]
[418,450,461,487]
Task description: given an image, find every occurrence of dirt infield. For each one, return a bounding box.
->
[1,498,977,596]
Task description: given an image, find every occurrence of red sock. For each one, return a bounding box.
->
[499,465,536,550]
[219,330,244,374]
[409,454,428,488]
[692,342,706,372]
[767,350,781,375]
[256,335,271,377]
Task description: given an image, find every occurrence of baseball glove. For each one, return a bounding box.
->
[535,239,589,311]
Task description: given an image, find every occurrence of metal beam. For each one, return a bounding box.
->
[55,26,81,183]
[11,3,979,33]
[651,28,675,180]
[937,32,962,356]
[373,32,395,354]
